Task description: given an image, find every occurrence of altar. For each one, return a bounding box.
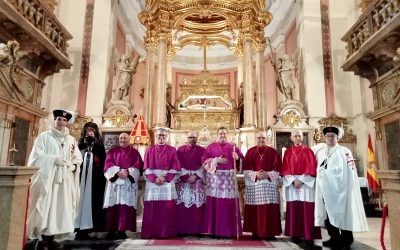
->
[170,70,239,147]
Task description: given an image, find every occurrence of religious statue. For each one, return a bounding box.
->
[276,55,296,100]
[268,38,297,101]
[112,54,140,101]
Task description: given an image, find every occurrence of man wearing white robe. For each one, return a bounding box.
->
[314,126,368,249]
[27,110,82,249]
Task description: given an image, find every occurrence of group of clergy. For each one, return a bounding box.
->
[25,109,368,250]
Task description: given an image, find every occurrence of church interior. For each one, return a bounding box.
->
[0,0,399,249]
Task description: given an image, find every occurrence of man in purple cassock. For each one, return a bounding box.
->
[176,131,206,235]
[103,133,143,240]
[141,128,181,238]
[202,127,244,238]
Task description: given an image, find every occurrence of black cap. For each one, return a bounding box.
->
[53,109,72,121]
[323,126,339,136]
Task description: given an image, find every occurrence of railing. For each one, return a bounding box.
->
[6,0,72,56]
[342,0,400,58]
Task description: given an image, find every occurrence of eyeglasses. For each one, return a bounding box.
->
[188,137,197,139]
[158,134,167,137]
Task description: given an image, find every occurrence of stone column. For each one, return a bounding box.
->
[144,48,155,128]
[255,46,266,130]
[243,39,255,127]
[377,170,400,250]
[0,166,38,250]
[154,39,167,128]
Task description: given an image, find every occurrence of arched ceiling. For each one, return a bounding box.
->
[118,0,295,70]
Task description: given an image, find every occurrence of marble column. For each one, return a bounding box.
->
[167,54,173,86]
[243,39,255,127]
[144,48,155,128]
[0,166,38,250]
[255,46,266,130]
[154,39,167,128]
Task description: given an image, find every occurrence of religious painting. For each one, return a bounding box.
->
[276,132,309,159]
[103,132,129,153]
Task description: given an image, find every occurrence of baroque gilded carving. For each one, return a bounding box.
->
[139,0,272,57]
[68,115,93,141]
[314,114,357,144]
[172,70,238,131]
[107,110,130,128]
[282,110,301,128]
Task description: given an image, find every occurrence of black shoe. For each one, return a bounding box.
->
[265,236,277,241]
[116,231,127,239]
[106,232,117,240]
[305,240,314,246]
[290,237,301,244]
[322,238,339,247]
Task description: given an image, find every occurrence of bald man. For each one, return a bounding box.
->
[175,132,206,234]
[281,130,321,246]
[243,132,282,239]
[103,133,143,240]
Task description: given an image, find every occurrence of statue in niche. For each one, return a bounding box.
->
[112,54,140,101]
[276,54,296,101]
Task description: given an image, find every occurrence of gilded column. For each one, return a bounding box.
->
[154,38,167,127]
[243,38,255,127]
[255,44,266,130]
[144,47,155,128]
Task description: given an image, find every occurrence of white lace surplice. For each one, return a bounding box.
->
[176,168,206,208]
[143,169,178,201]
[244,170,280,205]
[103,166,140,209]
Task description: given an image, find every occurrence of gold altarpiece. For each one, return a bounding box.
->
[172,70,238,132]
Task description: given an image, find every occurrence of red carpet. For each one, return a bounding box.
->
[146,235,273,248]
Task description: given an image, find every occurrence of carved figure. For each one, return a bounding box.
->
[112,54,140,101]
[276,55,296,100]
[0,40,20,66]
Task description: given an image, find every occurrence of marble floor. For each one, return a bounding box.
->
[24,217,390,250]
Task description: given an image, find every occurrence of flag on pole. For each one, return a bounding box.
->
[367,134,380,193]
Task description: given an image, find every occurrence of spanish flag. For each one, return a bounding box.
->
[367,134,380,193]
